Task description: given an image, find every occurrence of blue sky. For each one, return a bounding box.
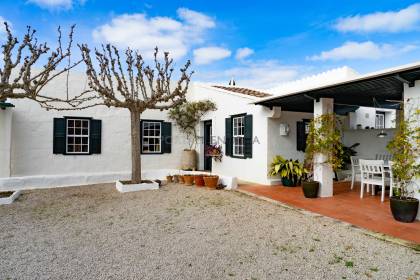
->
[2,0,420,88]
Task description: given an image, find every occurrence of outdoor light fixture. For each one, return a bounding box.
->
[377,130,387,138]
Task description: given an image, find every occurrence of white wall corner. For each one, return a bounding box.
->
[0,107,13,178]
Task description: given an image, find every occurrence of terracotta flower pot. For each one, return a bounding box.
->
[179,175,185,184]
[183,175,194,186]
[194,174,205,186]
[166,175,173,183]
[203,175,219,188]
[172,175,179,183]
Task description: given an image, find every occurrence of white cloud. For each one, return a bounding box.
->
[335,4,420,33]
[308,41,417,61]
[196,60,299,89]
[27,0,75,10]
[177,8,215,29]
[93,8,215,60]
[193,46,231,65]
[235,47,254,60]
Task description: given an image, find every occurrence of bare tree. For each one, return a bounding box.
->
[0,22,88,108]
[79,45,192,184]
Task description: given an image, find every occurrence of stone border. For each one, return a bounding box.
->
[236,189,420,251]
[0,190,21,205]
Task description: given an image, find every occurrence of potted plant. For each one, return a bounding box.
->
[173,174,180,183]
[178,174,185,184]
[183,174,194,186]
[203,175,219,188]
[169,100,217,170]
[303,113,344,198]
[269,156,305,187]
[386,108,419,223]
[205,144,223,162]
[166,174,173,183]
[194,174,205,186]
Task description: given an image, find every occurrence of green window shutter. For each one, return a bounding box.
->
[53,118,66,154]
[244,114,253,158]
[225,117,232,156]
[162,122,172,153]
[90,119,102,154]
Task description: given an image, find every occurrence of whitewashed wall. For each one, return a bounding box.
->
[267,111,313,183]
[348,107,396,129]
[7,72,186,178]
[2,73,311,187]
[341,129,395,159]
[189,84,274,184]
[0,107,13,177]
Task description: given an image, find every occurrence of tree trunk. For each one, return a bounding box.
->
[130,110,142,184]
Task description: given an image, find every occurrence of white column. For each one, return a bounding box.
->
[403,82,420,220]
[313,98,334,197]
[0,107,13,178]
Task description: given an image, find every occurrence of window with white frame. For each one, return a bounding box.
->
[66,118,90,154]
[142,121,161,153]
[233,116,245,156]
[375,112,385,129]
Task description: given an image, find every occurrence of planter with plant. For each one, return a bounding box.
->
[166,174,173,183]
[183,175,194,186]
[386,108,420,223]
[172,175,179,183]
[203,175,219,188]
[178,175,185,184]
[194,174,205,186]
[269,156,305,187]
[205,144,223,162]
[303,113,344,198]
[169,100,217,170]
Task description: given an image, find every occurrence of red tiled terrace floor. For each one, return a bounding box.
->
[239,181,420,244]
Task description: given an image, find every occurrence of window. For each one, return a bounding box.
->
[375,112,385,129]
[142,121,161,153]
[66,118,90,154]
[232,116,245,156]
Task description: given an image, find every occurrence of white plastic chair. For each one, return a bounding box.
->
[359,159,389,202]
[350,156,360,190]
[375,154,393,161]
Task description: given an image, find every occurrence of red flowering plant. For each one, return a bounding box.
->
[205,144,223,162]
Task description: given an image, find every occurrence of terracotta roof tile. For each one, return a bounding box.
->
[212,85,272,98]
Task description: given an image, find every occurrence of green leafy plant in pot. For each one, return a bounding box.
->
[303,113,344,198]
[386,107,420,223]
[269,156,306,187]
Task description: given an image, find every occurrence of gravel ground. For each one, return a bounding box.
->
[0,183,419,280]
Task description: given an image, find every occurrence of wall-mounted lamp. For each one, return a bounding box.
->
[279,123,289,136]
[377,130,387,138]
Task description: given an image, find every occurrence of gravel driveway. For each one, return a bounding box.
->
[0,183,419,279]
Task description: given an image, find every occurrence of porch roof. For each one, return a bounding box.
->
[255,62,420,113]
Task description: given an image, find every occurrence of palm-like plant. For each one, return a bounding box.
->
[269,156,307,186]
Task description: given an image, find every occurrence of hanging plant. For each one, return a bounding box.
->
[304,113,344,179]
[205,144,223,162]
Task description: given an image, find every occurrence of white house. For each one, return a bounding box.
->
[0,62,418,210]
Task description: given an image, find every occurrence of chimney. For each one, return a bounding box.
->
[228,77,236,86]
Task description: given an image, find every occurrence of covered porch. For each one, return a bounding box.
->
[256,63,420,200]
[239,181,420,244]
